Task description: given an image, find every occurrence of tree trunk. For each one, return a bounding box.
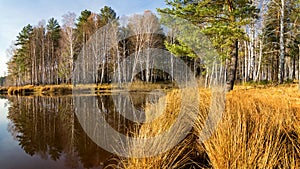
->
[226,40,239,92]
[298,44,300,91]
[278,0,285,84]
[42,34,45,84]
[254,39,262,82]
[250,25,255,81]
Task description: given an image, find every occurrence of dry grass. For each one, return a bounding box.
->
[2,82,174,96]
[117,85,300,169]
[200,86,300,169]
[113,88,200,169]
[121,81,175,92]
[115,88,211,168]
[7,85,34,95]
[6,84,74,95]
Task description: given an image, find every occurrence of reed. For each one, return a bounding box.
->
[119,85,300,168]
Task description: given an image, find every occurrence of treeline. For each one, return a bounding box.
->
[160,0,300,90]
[5,0,300,90]
[6,6,182,87]
[6,6,119,86]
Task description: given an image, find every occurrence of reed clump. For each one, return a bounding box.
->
[119,86,300,169]
[200,87,300,169]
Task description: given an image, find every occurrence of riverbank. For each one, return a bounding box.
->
[0,82,175,96]
[118,85,300,168]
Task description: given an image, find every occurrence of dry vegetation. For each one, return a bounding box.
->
[116,85,300,169]
[0,81,174,96]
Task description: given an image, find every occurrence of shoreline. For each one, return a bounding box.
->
[0,82,175,96]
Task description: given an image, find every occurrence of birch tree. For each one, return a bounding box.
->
[60,12,77,84]
[127,11,163,82]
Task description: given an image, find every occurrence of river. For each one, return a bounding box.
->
[0,92,159,169]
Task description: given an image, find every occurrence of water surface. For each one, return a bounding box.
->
[0,93,157,169]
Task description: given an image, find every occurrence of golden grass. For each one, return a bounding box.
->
[1,82,175,96]
[113,137,195,169]
[118,85,300,169]
[119,81,175,92]
[200,87,300,169]
[7,85,34,95]
[5,84,74,95]
[113,88,199,169]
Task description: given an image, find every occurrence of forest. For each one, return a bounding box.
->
[2,0,300,91]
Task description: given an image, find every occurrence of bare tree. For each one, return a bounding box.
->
[60,12,77,83]
[127,11,163,82]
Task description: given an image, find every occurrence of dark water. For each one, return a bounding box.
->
[0,93,159,169]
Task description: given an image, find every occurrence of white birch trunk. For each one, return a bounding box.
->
[298,44,300,91]
[278,0,285,83]
[255,39,262,82]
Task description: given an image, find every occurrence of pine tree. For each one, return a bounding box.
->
[99,6,117,26]
[46,18,61,84]
[15,24,33,85]
[159,0,258,91]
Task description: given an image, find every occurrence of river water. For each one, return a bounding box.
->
[0,93,158,169]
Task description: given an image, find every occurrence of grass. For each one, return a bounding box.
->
[116,85,300,169]
[111,88,200,169]
[0,81,175,96]
[200,87,300,168]
[4,84,74,96]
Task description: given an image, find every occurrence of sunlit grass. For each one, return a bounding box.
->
[118,85,300,168]
[1,81,175,96]
[200,87,300,168]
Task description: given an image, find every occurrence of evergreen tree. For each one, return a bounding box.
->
[15,24,33,85]
[99,6,117,26]
[159,0,258,91]
[46,18,61,84]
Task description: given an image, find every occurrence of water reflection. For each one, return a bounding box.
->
[6,92,160,168]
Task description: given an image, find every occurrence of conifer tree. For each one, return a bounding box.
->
[159,0,258,91]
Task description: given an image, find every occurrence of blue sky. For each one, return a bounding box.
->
[0,0,167,77]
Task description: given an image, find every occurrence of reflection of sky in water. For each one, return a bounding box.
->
[0,99,68,169]
[0,98,10,150]
[0,99,8,124]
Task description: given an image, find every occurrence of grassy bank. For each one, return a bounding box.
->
[116,85,300,168]
[0,84,111,95]
[0,82,175,96]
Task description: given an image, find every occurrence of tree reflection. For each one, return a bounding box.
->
[6,92,158,168]
[6,95,113,168]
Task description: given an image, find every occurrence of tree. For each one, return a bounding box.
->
[159,0,258,91]
[97,6,118,84]
[60,12,77,83]
[46,18,61,84]
[35,20,47,85]
[75,10,93,84]
[6,42,18,86]
[261,0,300,83]
[15,24,33,85]
[99,6,117,26]
[127,11,164,82]
[278,0,285,83]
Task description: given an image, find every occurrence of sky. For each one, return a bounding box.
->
[0,0,167,77]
